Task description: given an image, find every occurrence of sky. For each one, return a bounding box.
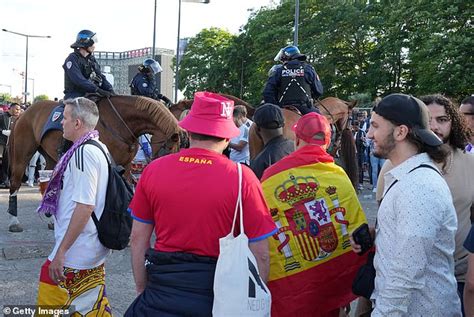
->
[0,0,275,101]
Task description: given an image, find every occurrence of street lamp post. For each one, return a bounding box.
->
[152,0,158,58]
[28,78,35,102]
[2,29,51,104]
[294,0,299,46]
[174,0,210,102]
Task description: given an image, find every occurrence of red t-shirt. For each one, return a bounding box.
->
[129,147,277,258]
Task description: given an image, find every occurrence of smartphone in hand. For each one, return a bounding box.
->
[352,223,373,256]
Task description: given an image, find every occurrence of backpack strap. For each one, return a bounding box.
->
[85,139,117,166]
[83,139,112,229]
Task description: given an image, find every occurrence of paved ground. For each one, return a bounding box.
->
[0,183,378,316]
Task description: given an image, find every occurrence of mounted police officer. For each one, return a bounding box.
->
[58,30,114,157]
[64,30,114,99]
[130,58,172,107]
[263,45,323,115]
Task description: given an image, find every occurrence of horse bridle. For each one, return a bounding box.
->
[100,97,177,161]
[98,98,139,154]
[315,99,351,155]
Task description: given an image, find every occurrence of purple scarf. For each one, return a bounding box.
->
[38,130,99,216]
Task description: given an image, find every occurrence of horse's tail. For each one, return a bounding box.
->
[340,128,358,189]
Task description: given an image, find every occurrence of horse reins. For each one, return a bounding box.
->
[315,99,351,156]
[106,97,138,141]
[97,97,140,154]
[101,97,165,162]
[315,99,336,129]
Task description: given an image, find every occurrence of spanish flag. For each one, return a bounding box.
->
[261,146,368,317]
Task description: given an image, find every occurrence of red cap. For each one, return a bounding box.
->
[292,113,331,146]
[179,92,240,139]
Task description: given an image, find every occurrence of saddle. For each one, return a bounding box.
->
[40,93,107,141]
[41,105,64,141]
[281,105,302,116]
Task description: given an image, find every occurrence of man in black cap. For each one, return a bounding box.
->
[250,104,295,179]
[351,93,461,315]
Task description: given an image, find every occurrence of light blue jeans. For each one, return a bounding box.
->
[370,154,385,188]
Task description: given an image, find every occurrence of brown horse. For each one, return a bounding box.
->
[6,95,180,232]
[248,97,358,187]
[169,93,255,121]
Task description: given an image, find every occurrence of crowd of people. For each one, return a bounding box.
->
[28,91,472,317]
[0,102,45,192]
[3,30,473,316]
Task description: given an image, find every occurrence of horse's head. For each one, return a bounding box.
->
[151,128,189,159]
[169,99,193,120]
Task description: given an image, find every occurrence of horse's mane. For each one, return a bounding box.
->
[134,96,179,136]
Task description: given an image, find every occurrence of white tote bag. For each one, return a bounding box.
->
[213,163,271,317]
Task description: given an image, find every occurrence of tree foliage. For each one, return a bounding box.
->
[178,0,473,104]
[0,93,12,103]
[177,27,238,99]
[34,94,49,103]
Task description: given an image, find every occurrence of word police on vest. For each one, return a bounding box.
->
[282,68,305,77]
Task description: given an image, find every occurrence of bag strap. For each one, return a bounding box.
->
[412,163,441,176]
[85,139,117,166]
[380,163,442,204]
[83,139,112,229]
[230,163,244,236]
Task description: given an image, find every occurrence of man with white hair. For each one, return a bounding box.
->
[36,97,112,315]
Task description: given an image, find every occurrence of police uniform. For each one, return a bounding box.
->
[263,59,323,115]
[130,73,156,98]
[63,51,113,100]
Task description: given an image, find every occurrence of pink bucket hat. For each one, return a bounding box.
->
[179,92,240,139]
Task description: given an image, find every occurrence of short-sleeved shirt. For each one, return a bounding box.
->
[230,124,250,164]
[48,139,110,269]
[129,147,277,258]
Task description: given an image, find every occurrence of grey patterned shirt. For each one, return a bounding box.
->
[372,153,461,316]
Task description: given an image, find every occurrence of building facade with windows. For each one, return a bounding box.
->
[94,47,174,99]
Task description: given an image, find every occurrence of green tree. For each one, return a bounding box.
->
[237,2,295,105]
[34,94,49,103]
[178,0,472,103]
[403,0,473,100]
[0,93,12,103]
[177,27,239,98]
